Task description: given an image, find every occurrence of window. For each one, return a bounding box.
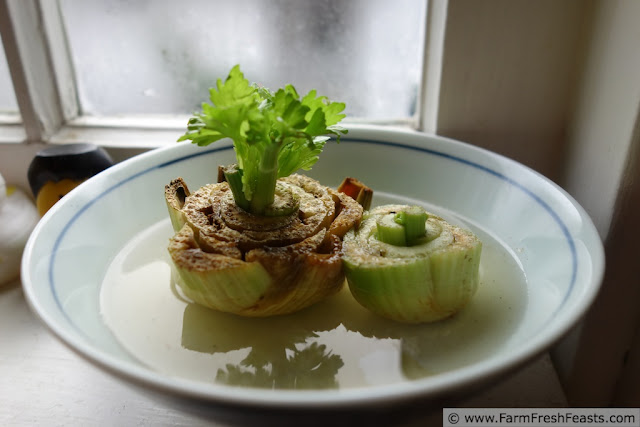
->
[0,21,24,143]
[0,0,429,146]
[60,0,425,120]
[0,39,19,115]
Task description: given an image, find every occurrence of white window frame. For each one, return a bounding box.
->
[1,0,68,142]
[0,0,441,148]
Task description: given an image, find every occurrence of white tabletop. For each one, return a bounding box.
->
[1,279,567,426]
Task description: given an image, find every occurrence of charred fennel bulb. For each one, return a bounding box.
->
[0,173,39,285]
[166,174,363,316]
[342,204,482,323]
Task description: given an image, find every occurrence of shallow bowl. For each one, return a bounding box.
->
[22,125,604,416]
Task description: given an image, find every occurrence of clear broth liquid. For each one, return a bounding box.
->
[100,194,527,390]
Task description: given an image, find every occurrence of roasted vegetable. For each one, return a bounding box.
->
[342,204,482,323]
[166,65,363,316]
[336,177,373,211]
[165,174,362,316]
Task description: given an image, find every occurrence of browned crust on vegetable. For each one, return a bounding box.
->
[179,174,361,252]
[166,174,365,316]
[164,177,190,210]
[168,224,246,271]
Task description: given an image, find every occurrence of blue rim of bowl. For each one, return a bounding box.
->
[47,136,578,384]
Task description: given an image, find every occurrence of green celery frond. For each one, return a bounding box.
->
[178,65,347,216]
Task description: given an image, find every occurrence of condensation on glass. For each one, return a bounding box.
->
[0,39,19,114]
[59,0,426,120]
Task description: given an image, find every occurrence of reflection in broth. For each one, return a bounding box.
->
[181,300,344,389]
[178,229,525,389]
[215,342,343,389]
[101,218,527,390]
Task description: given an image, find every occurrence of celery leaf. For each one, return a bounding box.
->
[178,65,347,215]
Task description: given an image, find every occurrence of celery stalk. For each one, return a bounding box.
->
[336,177,373,210]
[249,143,279,215]
[221,164,250,211]
[376,214,407,246]
[375,205,428,247]
[342,204,482,323]
[394,205,428,245]
[164,178,190,232]
[177,65,347,217]
[165,173,363,317]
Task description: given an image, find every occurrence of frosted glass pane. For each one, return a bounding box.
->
[0,39,19,113]
[59,0,426,120]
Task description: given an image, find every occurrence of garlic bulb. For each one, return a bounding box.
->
[0,173,40,286]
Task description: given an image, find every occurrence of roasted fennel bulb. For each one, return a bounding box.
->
[342,204,482,323]
[166,174,363,316]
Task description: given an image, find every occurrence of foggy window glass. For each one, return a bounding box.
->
[59,0,426,120]
[0,40,19,114]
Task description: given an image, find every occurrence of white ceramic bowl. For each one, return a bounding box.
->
[22,125,604,415]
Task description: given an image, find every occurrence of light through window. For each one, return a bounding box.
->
[59,0,426,121]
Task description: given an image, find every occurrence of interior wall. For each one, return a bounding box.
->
[436,0,589,184]
[565,120,640,405]
[559,0,640,405]
[562,0,640,239]
[434,0,640,400]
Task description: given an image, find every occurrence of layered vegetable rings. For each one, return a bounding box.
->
[165,174,363,316]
